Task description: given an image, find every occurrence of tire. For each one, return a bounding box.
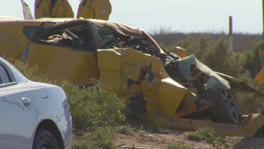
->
[202,88,241,124]
[33,128,60,149]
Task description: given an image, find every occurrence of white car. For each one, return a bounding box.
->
[0,57,72,149]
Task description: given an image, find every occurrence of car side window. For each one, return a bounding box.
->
[0,64,11,84]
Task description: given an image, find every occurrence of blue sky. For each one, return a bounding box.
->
[0,0,262,34]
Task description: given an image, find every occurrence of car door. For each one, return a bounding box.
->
[0,63,37,149]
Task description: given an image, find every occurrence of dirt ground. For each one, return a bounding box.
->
[113,129,264,149]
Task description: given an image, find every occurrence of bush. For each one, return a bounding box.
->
[242,41,262,78]
[73,127,118,149]
[61,81,126,132]
[12,60,50,83]
[116,125,134,136]
[174,34,243,77]
[85,127,118,149]
[185,128,228,148]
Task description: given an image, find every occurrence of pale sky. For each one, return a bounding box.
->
[0,0,262,34]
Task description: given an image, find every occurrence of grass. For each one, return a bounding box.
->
[167,144,190,149]
[116,125,135,136]
[185,128,229,148]
[73,126,128,149]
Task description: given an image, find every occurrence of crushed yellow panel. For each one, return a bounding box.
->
[255,66,264,84]
[98,48,189,121]
[240,113,264,137]
[174,94,197,118]
[117,48,168,78]
[158,78,186,116]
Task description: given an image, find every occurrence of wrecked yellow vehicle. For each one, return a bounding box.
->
[0,18,263,137]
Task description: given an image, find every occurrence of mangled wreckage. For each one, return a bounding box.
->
[0,18,264,136]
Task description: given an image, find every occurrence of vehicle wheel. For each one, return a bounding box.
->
[203,88,241,124]
[33,128,60,149]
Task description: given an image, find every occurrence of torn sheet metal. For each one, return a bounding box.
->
[177,55,230,89]
[97,48,209,121]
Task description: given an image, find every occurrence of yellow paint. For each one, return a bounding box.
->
[152,113,264,137]
[26,43,99,84]
[255,66,264,84]
[98,48,188,121]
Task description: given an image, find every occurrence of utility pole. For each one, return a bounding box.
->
[262,0,264,53]
[261,0,264,115]
[262,0,264,42]
[228,16,233,51]
[260,0,264,65]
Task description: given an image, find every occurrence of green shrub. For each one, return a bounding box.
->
[185,128,228,148]
[242,42,262,78]
[167,144,190,149]
[86,127,117,149]
[61,82,126,132]
[12,60,50,83]
[174,34,243,77]
[116,125,134,135]
[73,142,89,149]
[235,92,263,114]
[73,127,118,149]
